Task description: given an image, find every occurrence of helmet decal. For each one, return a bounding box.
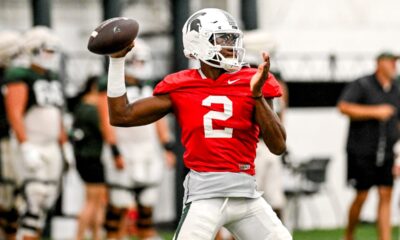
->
[187,12,206,33]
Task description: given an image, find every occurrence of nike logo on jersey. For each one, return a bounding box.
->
[227,79,241,84]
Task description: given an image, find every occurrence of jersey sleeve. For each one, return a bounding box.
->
[153,71,190,95]
[338,79,364,104]
[3,67,29,84]
[153,75,174,95]
[262,73,282,98]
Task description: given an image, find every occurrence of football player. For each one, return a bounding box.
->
[0,30,24,240]
[106,8,292,240]
[102,39,175,240]
[3,26,69,240]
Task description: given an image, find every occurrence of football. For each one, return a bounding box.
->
[87,17,139,55]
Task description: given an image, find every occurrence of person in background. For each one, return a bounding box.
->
[0,30,23,240]
[102,39,175,240]
[3,26,72,240]
[338,52,400,240]
[105,8,291,240]
[71,76,107,240]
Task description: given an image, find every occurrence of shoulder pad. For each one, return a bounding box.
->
[4,67,31,84]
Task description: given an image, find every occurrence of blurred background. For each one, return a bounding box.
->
[1,0,400,239]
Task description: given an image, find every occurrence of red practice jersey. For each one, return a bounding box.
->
[153,67,282,175]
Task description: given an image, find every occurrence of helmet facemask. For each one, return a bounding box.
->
[205,31,245,72]
[31,47,61,72]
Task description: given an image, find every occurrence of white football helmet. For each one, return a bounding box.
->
[125,38,154,81]
[182,8,245,72]
[0,31,23,68]
[23,26,61,71]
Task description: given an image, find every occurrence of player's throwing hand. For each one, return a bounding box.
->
[109,41,135,58]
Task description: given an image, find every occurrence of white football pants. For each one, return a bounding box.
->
[173,197,292,240]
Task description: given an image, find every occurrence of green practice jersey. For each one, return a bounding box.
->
[4,67,64,110]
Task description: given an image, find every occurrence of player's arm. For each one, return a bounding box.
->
[4,82,28,143]
[108,93,172,127]
[337,101,394,121]
[107,44,172,127]
[250,52,286,155]
[58,120,68,145]
[155,117,176,168]
[5,82,43,170]
[98,91,125,169]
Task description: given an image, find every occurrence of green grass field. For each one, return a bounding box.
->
[150,223,400,240]
[292,224,400,240]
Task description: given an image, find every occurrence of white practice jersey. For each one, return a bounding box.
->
[24,106,62,144]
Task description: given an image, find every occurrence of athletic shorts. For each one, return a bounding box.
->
[76,157,105,184]
[347,152,394,190]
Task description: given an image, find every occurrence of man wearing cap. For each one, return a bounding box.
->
[337,51,399,240]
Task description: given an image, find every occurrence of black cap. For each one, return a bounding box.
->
[377,51,399,61]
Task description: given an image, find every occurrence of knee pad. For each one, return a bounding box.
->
[134,186,158,207]
[109,187,133,208]
[136,204,154,229]
[42,183,59,210]
[104,205,126,233]
[23,181,48,211]
[19,181,57,236]
[23,181,58,212]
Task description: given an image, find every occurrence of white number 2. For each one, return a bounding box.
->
[202,96,233,138]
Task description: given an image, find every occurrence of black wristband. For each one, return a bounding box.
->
[163,141,175,151]
[110,144,121,157]
[251,94,263,99]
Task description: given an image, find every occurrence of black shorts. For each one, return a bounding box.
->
[76,157,105,184]
[347,152,394,190]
